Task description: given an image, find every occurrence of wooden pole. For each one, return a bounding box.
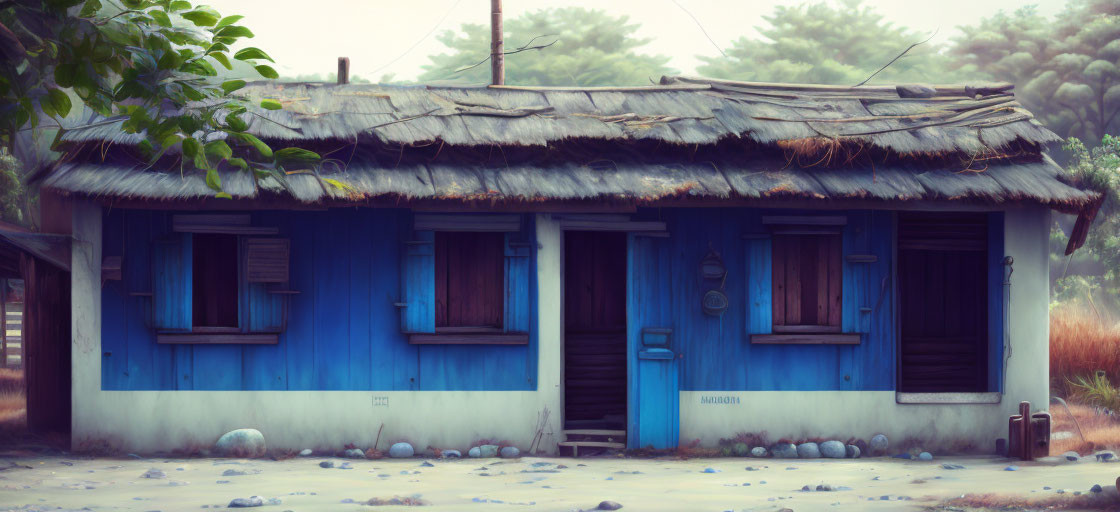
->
[337,57,350,85]
[1,278,6,367]
[490,0,504,85]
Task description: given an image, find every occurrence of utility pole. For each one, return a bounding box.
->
[490,0,504,85]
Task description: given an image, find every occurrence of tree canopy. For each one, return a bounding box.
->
[695,0,953,85]
[418,7,673,86]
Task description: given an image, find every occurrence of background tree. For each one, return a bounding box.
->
[0,0,315,223]
[951,0,1120,144]
[418,7,673,86]
[695,0,953,84]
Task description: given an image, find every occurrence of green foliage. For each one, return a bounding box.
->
[1060,135,1120,303]
[951,1,1120,143]
[418,8,672,86]
[0,0,308,196]
[0,149,24,224]
[1068,371,1120,411]
[696,0,954,84]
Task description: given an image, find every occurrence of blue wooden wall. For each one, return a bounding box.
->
[627,208,929,392]
[100,208,538,391]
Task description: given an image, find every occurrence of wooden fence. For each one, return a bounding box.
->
[2,279,23,369]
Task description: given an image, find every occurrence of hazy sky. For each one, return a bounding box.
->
[205,0,1066,82]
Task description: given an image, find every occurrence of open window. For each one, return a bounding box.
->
[400,214,531,345]
[151,215,293,344]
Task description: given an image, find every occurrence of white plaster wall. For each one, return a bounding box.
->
[680,207,1052,452]
[70,207,565,454]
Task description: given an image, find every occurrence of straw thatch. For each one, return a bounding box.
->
[45,75,1099,215]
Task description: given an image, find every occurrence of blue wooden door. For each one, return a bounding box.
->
[627,233,678,449]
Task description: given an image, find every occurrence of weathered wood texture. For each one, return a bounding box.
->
[898,212,990,392]
[20,253,71,433]
[101,208,537,391]
[435,231,504,329]
[564,231,627,425]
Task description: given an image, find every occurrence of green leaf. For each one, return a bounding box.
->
[214,15,245,29]
[220,79,246,95]
[210,52,232,70]
[204,140,233,163]
[181,8,219,26]
[54,63,77,88]
[215,192,233,199]
[274,147,321,164]
[157,50,181,70]
[149,10,172,27]
[225,112,248,132]
[254,64,278,79]
[47,88,71,118]
[215,25,254,39]
[205,168,222,191]
[233,47,273,62]
[227,157,248,171]
[205,42,228,55]
[231,132,272,159]
[181,137,200,157]
[169,0,191,11]
[79,0,102,17]
[259,98,283,110]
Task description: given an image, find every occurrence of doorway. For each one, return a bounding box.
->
[563,231,627,431]
[897,212,989,392]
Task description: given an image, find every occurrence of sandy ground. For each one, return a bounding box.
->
[0,454,1117,512]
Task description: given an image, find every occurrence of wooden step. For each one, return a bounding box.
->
[563,429,625,437]
[558,440,625,457]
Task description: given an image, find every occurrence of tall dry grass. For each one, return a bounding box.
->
[0,368,24,427]
[1049,306,1120,398]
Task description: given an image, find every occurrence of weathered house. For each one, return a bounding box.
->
[39,76,1100,454]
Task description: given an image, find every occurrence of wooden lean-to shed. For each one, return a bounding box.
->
[41,76,1100,454]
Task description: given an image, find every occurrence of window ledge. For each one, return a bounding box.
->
[157,333,278,345]
[750,334,860,345]
[895,392,1001,405]
[409,333,529,345]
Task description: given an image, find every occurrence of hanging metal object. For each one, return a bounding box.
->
[700,249,726,280]
[702,289,729,316]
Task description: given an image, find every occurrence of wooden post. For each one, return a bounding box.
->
[337,57,350,85]
[1018,401,1032,461]
[490,0,503,85]
[0,278,6,367]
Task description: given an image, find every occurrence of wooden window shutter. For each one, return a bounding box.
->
[744,236,772,335]
[400,230,435,334]
[243,238,290,333]
[841,213,872,334]
[246,238,290,283]
[503,232,531,334]
[152,233,192,331]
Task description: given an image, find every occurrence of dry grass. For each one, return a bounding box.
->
[1050,402,1120,455]
[1050,306,1120,398]
[0,368,24,427]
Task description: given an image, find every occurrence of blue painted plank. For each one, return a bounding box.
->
[503,231,531,333]
[746,237,772,335]
[284,213,316,390]
[242,212,288,391]
[628,231,679,449]
[370,211,417,390]
[525,220,539,390]
[148,213,178,390]
[192,345,242,390]
[348,208,373,390]
[841,211,871,334]
[312,210,351,390]
[151,230,192,331]
[100,208,129,390]
[125,211,156,390]
[173,345,193,390]
[988,212,1006,392]
[400,228,435,334]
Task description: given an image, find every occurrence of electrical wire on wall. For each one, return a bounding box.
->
[1001,256,1014,393]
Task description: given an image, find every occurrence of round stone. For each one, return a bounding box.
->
[846,445,861,458]
[796,442,821,458]
[479,445,500,458]
[214,429,267,458]
[228,496,264,508]
[442,450,461,458]
[298,449,312,456]
[869,434,889,454]
[770,443,798,459]
[500,446,520,458]
[597,501,623,510]
[750,447,768,457]
[345,448,365,458]
[468,446,481,458]
[918,452,933,461]
[1062,451,1080,462]
[388,442,414,458]
[820,441,846,459]
[1090,484,1103,493]
[319,461,334,468]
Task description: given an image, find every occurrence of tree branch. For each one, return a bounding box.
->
[454,35,558,74]
[853,28,938,87]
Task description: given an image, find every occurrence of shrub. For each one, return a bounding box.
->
[1069,372,1120,413]
[1049,306,1120,397]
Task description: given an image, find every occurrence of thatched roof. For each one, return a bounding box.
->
[44,75,1098,215]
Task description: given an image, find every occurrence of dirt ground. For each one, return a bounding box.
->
[0,454,1117,512]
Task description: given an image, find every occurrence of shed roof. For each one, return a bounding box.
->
[45,75,1098,216]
